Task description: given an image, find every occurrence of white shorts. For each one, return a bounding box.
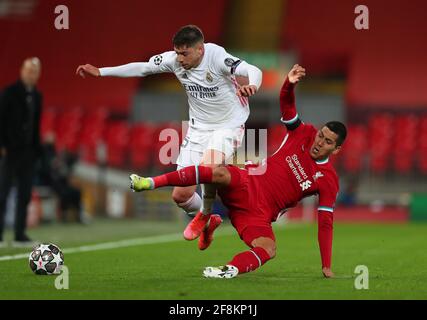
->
[176,125,245,169]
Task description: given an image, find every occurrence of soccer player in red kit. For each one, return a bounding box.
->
[130,64,347,279]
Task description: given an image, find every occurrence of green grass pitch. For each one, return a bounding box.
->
[0,218,426,299]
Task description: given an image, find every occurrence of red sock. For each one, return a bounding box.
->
[152,165,213,188]
[228,247,271,274]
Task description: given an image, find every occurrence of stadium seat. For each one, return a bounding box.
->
[78,109,110,164]
[341,125,367,174]
[392,115,418,174]
[152,122,183,170]
[129,123,156,170]
[418,115,427,174]
[368,113,394,174]
[54,109,83,153]
[105,121,130,168]
[40,108,57,141]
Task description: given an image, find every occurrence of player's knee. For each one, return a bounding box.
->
[264,243,276,259]
[212,166,231,185]
[253,237,276,259]
[172,188,193,205]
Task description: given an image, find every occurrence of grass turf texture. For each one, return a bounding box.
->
[0,219,426,299]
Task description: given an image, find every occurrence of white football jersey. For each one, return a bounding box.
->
[146,43,252,130]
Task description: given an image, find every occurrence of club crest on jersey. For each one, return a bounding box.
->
[206,71,213,83]
[224,58,235,67]
[300,180,312,191]
[154,55,162,66]
[313,171,324,181]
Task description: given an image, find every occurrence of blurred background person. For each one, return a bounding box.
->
[0,57,42,246]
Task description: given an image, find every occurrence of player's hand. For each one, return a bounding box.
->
[322,267,335,278]
[288,64,306,84]
[237,85,257,97]
[76,64,100,78]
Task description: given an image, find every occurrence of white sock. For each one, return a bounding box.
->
[177,192,202,217]
[201,184,216,215]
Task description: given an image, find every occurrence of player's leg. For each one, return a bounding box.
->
[171,186,200,217]
[0,155,15,243]
[185,127,244,241]
[226,235,276,274]
[172,147,204,217]
[14,155,35,243]
[203,226,276,279]
[129,165,232,191]
[183,149,225,241]
[199,149,225,216]
[200,127,243,216]
[129,165,232,241]
[198,165,246,250]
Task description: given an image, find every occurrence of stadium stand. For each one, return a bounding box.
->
[54,108,83,153]
[129,123,156,170]
[368,113,394,174]
[341,125,367,174]
[0,0,227,112]
[105,121,130,168]
[78,108,110,164]
[419,115,427,174]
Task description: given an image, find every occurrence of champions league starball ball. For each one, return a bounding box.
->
[29,243,64,275]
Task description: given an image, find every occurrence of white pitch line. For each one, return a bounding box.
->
[0,222,303,262]
[0,227,236,262]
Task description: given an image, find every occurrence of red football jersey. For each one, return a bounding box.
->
[252,123,339,222]
[250,78,339,222]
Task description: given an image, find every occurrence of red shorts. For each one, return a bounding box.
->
[218,165,275,247]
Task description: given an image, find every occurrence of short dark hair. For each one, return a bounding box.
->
[172,25,204,48]
[324,121,347,146]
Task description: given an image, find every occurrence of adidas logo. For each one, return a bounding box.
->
[300,180,312,191]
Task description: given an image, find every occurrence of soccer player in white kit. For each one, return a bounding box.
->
[76,25,262,246]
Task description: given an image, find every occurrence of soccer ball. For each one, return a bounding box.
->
[29,243,64,275]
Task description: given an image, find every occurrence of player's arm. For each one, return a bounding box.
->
[76,52,176,78]
[280,64,306,130]
[317,178,338,278]
[215,46,262,97]
[232,61,263,97]
[318,209,334,278]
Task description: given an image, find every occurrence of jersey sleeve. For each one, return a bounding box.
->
[317,175,339,213]
[210,44,262,89]
[211,45,242,76]
[99,51,176,77]
[280,77,302,131]
[145,51,176,74]
[317,173,338,269]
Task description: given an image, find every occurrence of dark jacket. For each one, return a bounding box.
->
[0,80,42,156]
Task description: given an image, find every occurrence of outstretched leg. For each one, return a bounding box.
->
[129,165,232,241]
[171,186,201,217]
[203,228,276,279]
[129,165,231,191]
